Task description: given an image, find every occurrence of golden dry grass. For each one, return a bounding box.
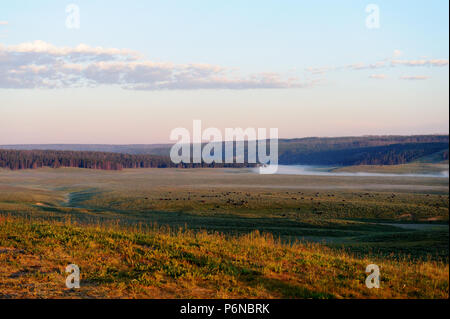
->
[0,215,448,299]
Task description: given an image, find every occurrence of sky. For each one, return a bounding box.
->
[0,0,448,144]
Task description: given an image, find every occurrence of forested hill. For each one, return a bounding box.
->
[0,150,251,170]
[0,135,448,168]
[278,142,449,165]
[2,135,447,155]
[276,135,449,165]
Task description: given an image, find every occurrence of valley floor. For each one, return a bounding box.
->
[0,167,448,298]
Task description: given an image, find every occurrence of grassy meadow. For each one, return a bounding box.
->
[0,166,448,298]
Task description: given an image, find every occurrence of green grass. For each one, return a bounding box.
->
[0,216,448,299]
[0,168,448,259]
[0,167,448,298]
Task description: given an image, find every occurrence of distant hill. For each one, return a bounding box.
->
[1,135,448,167]
[0,144,172,156]
[275,135,449,165]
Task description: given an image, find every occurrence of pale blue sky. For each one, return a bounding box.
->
[0,1,448,143]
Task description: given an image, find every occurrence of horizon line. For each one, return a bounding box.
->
[0,133,448,146]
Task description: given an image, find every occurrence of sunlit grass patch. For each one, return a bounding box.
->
[0,216,448,299]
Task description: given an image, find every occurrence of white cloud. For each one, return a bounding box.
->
[1,41,447,89]
[346,63,366,70]
[369,74,386,79]
[391,59,448,67]
[0,41,307,90]
[399,75,430,80]
[305,48,447,74]
[428,59,449,66]
[305,66,335,74]
[346,61,386,70]
[393,49,403,57]
[4,40,141,61]
[0,21,8,26]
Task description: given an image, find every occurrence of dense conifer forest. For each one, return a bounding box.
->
[0,150,250,170]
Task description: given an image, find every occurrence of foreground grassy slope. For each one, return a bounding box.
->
[0,216,448,299]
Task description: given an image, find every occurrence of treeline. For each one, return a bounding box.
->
[277,135,449,152]
[278,142,449,166]
[0,150,252,170]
